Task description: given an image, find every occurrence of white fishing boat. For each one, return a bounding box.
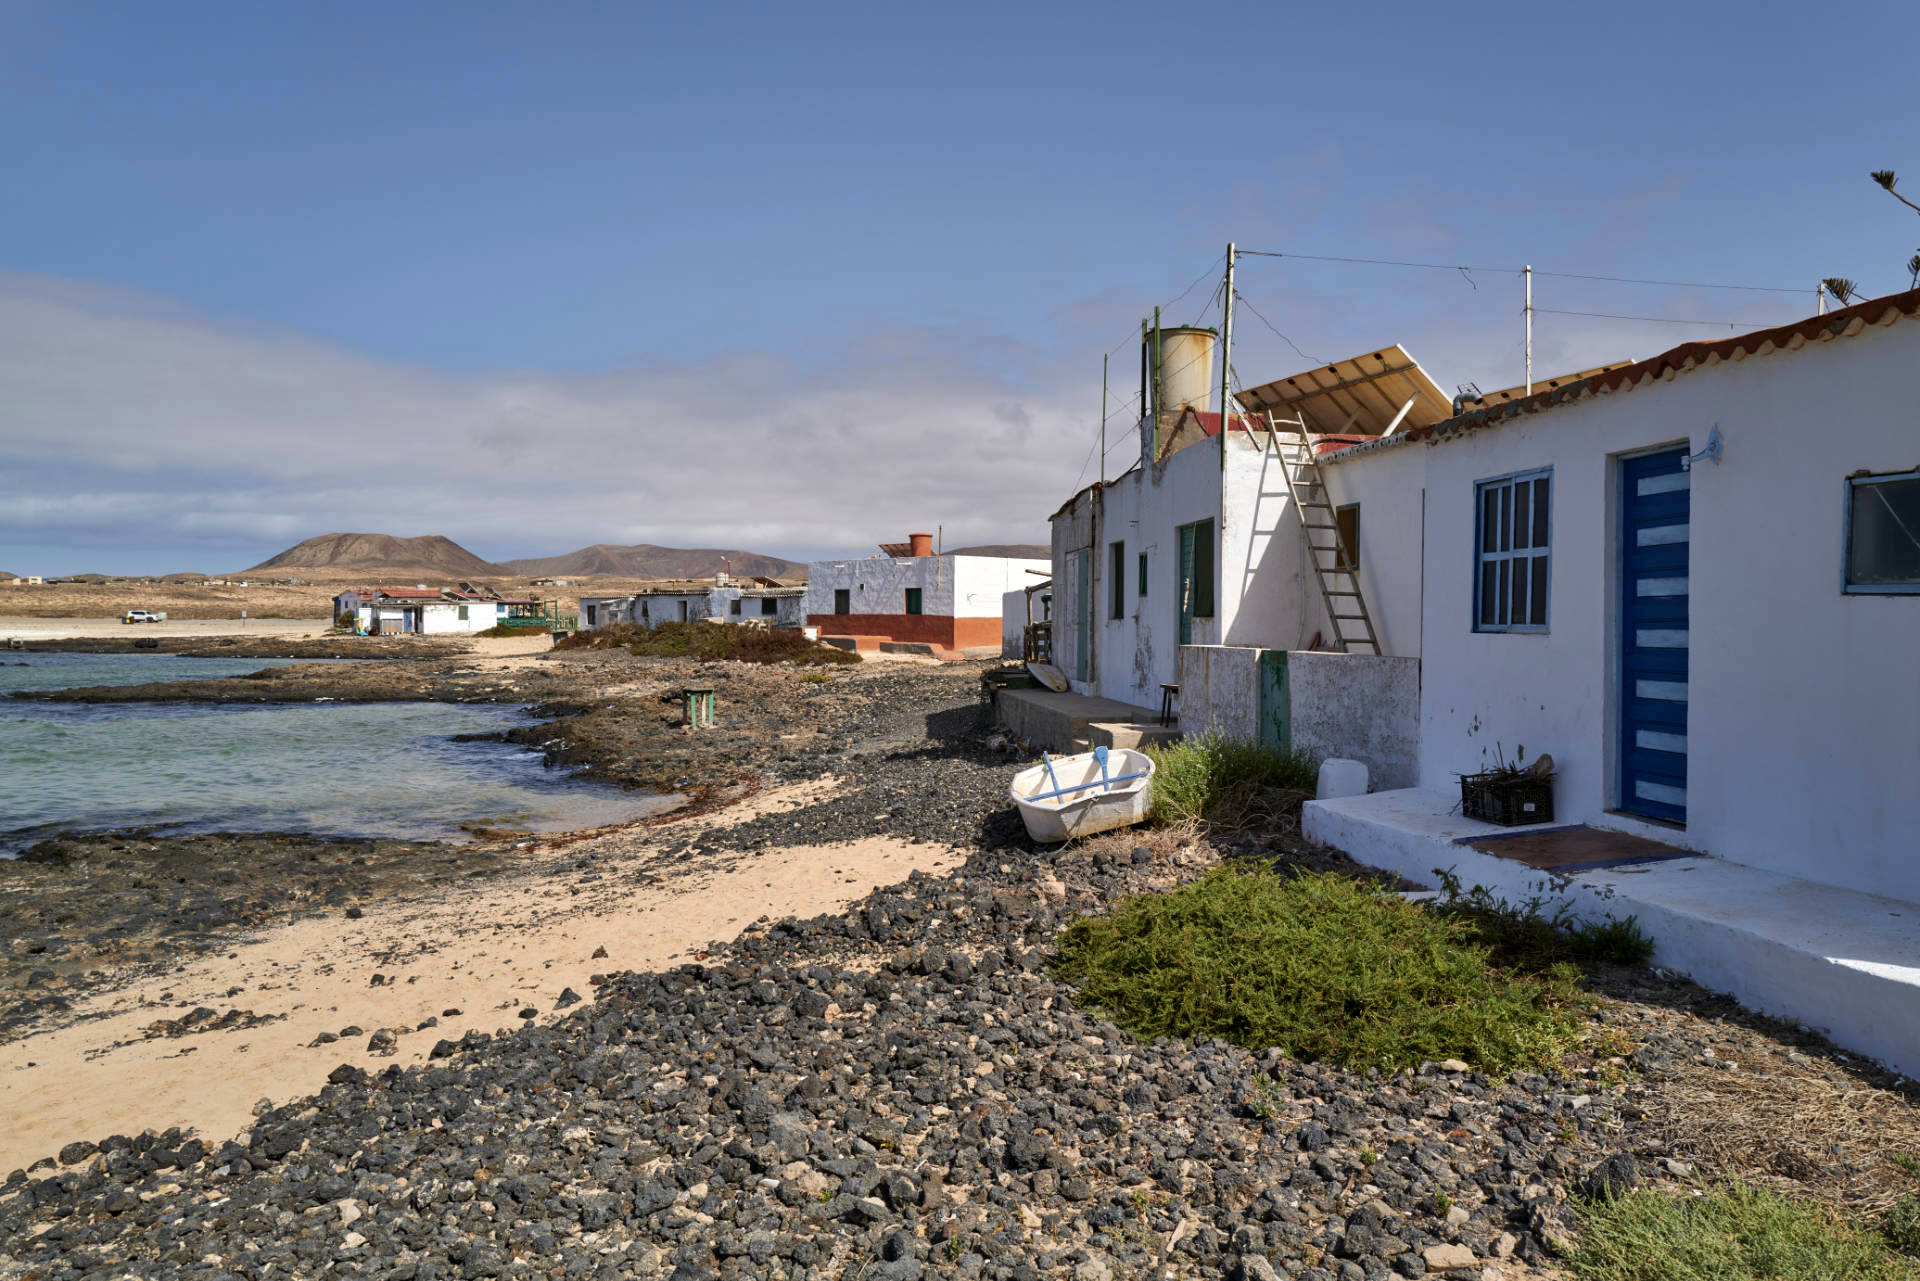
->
[1010,746,1155,843]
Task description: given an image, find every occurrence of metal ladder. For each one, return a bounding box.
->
[1264,413,1382,654]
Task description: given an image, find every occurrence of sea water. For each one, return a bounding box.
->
[0,653,673,850]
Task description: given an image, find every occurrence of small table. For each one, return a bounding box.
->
[682,685,716,729]
[1158,683,1180,726]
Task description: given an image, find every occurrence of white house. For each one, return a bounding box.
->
[1305,286,1920,1075]
[804,534,1049,657]
[1048,330,1448,724]
[333,587,527,635]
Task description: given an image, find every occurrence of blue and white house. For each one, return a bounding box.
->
[1306,286,1920,1074]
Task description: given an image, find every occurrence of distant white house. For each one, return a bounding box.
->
[333,586,535,635]
[804,534,1048,657]
[578,579,806,631]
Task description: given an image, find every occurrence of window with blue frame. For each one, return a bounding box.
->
[1845,470,1920,593]
[1474,469,1551,632]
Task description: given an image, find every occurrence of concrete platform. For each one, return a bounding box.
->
[1305,788,1920,1078]
[995,687,1182,753]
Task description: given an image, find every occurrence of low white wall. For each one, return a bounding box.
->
[1176,645,1420,788]
[1286,651,1420,790]
[1176,644,1262,742]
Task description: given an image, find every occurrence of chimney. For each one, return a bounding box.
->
[908,532,935,558]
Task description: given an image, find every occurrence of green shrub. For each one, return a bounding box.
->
[1569,1182,1918,1281]
[1052,868,1587,1072]
[1884,1196,1920,1257]
[1432,868,1656,967]
[1145,731,1318,826]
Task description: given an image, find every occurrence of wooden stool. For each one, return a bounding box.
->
[1159,683,1179,726]
[682,684,716,729]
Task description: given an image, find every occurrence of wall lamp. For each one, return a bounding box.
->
[1681,424,1724,471]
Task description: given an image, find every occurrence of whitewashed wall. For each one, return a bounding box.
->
[1052,442,1226,707]
[805,557,951,617]
[953,557,1050,617]
[1415,320,1920,904]
[1323,438,1427,659]
[578,596,632,630]
[418,601,504,634]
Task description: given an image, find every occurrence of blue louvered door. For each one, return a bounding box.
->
[1620,448,1690,823]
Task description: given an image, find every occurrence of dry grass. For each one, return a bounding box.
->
[1645,1050,1920,1216]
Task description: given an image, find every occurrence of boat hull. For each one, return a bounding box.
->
[1009,748,1155,844]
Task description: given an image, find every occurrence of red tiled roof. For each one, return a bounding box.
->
[1399,286,1920,449]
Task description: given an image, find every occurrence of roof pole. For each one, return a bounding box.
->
[1219,242,1235,471]
[1099,353,1108,487]
[1523,265,1533,396]
[1151,307,1164,461]
[1817,281,1828,315]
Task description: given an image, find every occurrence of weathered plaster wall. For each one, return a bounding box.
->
[1175,644,1262,741]
[1285,651,1421,790]
[1051,443,1226,708]
[1415,320,1920,903]
[1176,646,1419,789]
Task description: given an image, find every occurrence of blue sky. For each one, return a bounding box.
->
[4,0,1917,573]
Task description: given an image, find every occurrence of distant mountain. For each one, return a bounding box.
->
[948,544,1051,559]
[498,544,807,580]
[245,533,501,577]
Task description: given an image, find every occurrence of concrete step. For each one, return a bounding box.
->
[1304,787,1920,1078]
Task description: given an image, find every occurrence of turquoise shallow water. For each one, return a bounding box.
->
[0,653,673,850]
[0,651,348,694]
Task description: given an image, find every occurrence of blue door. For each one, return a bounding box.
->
[1620,449,1690,823]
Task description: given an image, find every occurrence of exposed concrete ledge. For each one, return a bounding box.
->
[1305,788,1920,1078]
[995,687,1177,753]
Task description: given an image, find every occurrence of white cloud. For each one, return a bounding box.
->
[0,273,1095,568]
[0,267,1813,574]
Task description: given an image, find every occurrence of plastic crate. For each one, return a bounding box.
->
[1460,774,1554,826]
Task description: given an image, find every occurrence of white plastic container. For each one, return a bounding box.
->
[1010,748,1155,843]
[1316,757,1370,800]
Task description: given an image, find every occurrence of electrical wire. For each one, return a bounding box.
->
[1103,252,1225,356]
[1233,290,1326,367]
[1238,249,1808,295]
[1532,307,1748,329]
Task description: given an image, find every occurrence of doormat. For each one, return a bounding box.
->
[1459,825,1692,874]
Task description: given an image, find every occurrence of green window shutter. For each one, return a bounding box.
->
[905,588,923,615]
[1138,552,1147,597]
[1193,518,1216,617]
[1109,541,1125,619]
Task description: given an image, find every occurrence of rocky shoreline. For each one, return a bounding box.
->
[4,642,1918,1279]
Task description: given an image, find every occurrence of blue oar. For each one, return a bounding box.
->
[1041,752,1061,796]
[1026,771,1150,804]
[1093,745,1111,792]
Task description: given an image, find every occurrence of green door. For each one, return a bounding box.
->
[1259,650,1290,752]
[1177,524,1196,645]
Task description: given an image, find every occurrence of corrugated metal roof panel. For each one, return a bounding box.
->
[1236,345,1453,436]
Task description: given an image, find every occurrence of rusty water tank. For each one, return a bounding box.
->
[1155,326,1217,414]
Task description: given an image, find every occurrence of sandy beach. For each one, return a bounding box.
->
[0,777,963,1174]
